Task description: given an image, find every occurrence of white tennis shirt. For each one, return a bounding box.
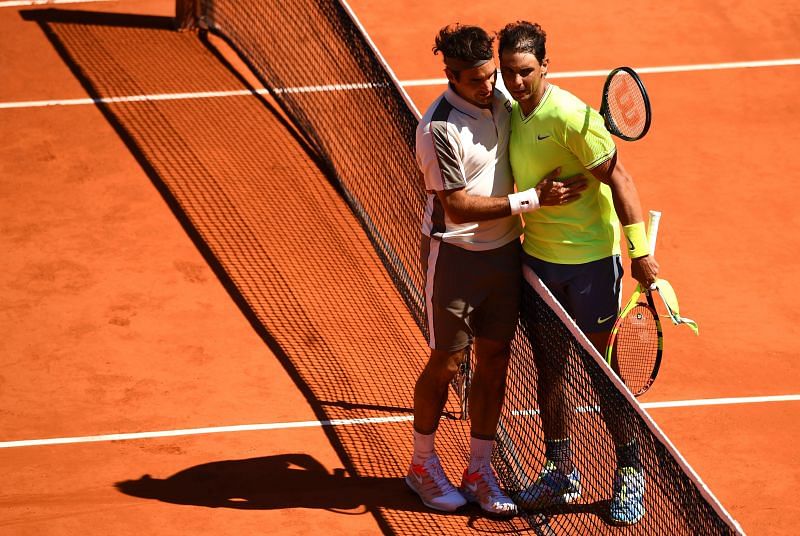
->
[415,86,522,251]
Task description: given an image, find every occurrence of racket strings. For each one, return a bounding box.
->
[606,72,648,139]
[612,303,660,393]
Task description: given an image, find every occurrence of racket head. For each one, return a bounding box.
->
[606,289,663,396]
[600,67,652,142]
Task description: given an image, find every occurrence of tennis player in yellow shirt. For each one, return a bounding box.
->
[498,21,659,525]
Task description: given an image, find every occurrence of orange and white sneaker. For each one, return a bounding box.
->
[405,454,467,512]
[460,464,519,516]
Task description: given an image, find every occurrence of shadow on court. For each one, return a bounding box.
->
[21,8,518,535]
[116,452,602,532]
[116,454,417,513]
[18,7,709,535]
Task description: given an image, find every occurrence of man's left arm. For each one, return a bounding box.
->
[590,153,659,288]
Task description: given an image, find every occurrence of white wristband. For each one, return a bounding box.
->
[508,188,540,215]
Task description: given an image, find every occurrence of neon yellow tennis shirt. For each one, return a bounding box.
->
[509,84,620,264]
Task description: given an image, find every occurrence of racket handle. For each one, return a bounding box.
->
[647,210,661,255]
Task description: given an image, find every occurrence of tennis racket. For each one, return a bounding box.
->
[605,210,663,396]
[452,344,472,420]
[599,67,652,142]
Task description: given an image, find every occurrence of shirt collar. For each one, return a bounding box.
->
[524,84,554,119]
[444,84,499,119]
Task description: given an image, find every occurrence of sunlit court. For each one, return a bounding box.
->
[1,0,798,534]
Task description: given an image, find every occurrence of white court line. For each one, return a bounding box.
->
[0,415,416,449]
[0,89,263,110]
[0,0,112,7]
[642,394,800,409]
[1,394,797,449]
[0,84,384,110]
[1,58,798,110]
[401,58,800,86]
[511,394,800,417]
[275,82,385,94]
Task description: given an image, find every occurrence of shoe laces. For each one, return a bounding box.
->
[536,462,577,494]
[474,464,504,498]
[614,468,642,497]
[424,456,458,494]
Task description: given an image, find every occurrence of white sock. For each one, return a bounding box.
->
[467,437,494,473]
[412,430,436,465]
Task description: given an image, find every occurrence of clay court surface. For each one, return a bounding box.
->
[1,0,799,534]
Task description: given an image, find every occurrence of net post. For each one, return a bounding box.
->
[174,0,200,31]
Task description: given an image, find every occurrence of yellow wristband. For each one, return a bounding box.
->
[623,222,649,258]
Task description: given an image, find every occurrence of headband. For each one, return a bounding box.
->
[443,57,491,71]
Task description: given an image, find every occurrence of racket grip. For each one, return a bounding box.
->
[647,210,661,255]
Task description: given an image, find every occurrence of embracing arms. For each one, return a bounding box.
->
[436,168,588,224]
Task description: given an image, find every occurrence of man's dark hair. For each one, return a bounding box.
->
[498,21,547,63]
[433,24,494,66]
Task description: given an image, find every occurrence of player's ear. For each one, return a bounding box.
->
[444,67,459,84]
[541,58,549,77]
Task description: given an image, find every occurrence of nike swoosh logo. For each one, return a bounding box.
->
[537,134,550,140]
[410,466,425,484]
[465,481,479,494]
[625,236,635,251]
[597,314,615,324]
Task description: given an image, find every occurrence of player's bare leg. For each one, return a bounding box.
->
[468,337,510,437]
[407,349,467,512]
[459,337,517,516]
[413,348,464,435]
[587,330,646,525]
[517,344,582,509]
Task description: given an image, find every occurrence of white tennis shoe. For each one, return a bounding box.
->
[460,464,518,516]
[405,454,467,512]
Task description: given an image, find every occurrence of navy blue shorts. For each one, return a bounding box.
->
[523,254,623,334]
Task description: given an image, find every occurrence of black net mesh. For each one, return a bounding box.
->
[28,2,740,533]
[492,272,738,533]
[193,0,740,533]
[200,0,428,335]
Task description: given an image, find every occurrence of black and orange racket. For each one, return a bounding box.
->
[599,67,652,142]
[605,210,662,396]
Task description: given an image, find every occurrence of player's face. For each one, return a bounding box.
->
[500,50,548,111]
[446,60,497,109]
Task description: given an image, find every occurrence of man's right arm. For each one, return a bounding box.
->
[435,187,514,223]
[417,122,585,224]
[435,169,587,223]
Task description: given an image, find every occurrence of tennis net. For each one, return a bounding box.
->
[176,0,742,533]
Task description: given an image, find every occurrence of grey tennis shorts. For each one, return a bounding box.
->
[421,236,522,352]
[523,253,623,334]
